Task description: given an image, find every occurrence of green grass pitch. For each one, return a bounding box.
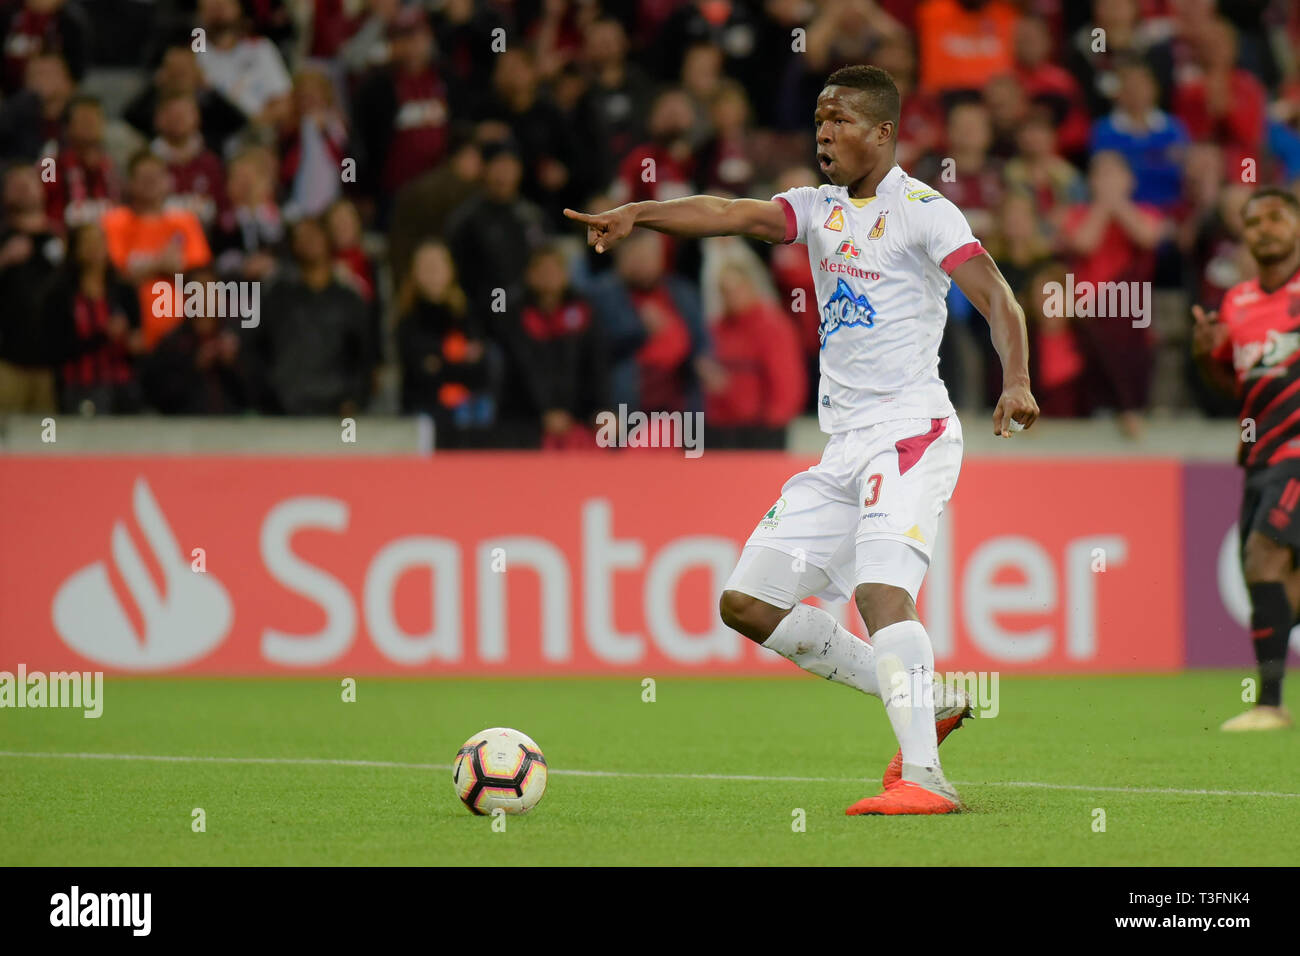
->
[1,673,1297,865]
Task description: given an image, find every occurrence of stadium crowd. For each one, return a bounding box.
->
[1,0,1299,447]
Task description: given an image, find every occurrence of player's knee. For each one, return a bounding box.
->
[719,589,783,642]
[1243,535,1292,583]
[854,582,916,635]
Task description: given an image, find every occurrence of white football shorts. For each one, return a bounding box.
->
[723,415,963,605]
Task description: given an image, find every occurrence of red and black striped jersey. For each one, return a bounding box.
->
[1214,265,1300,470]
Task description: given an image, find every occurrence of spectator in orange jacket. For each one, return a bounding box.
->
[100,150,211,350]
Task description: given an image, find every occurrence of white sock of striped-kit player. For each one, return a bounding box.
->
[761,605,943,778]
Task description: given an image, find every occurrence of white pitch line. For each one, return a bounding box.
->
[0,750,1297,799]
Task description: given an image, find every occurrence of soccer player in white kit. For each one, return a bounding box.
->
[565,65,1039,815]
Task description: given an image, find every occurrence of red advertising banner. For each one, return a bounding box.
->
[0,454,1183,674]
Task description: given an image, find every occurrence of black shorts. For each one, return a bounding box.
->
[1239,461,1300,558]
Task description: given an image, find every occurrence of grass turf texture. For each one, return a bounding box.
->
[1,673,1297,866]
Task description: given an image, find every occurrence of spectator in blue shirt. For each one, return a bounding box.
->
[1090,59,1188,211]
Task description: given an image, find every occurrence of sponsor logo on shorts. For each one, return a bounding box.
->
[759,497,786,529]
[864,511,888,519]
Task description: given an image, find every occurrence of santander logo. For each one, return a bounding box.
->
[52,477,232,669]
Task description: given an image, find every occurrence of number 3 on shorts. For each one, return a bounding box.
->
[863,473,883,507]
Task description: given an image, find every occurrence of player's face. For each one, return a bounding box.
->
[1242,197,1300,266]
[814,86,889,188]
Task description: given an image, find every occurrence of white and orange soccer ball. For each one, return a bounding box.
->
[452,727,548,815]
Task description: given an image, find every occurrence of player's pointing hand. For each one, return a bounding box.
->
[1191,304,1228,360]
[993,381,1039,437]
[563,205,637,254]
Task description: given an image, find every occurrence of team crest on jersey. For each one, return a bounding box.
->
[835,237,860,260]
[820,278,876,348]
[867,211,887,240]
[759,497,787,529]
[823,205,845,231]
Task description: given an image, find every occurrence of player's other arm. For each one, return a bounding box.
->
[1190,304,1237,398]
[563,197,789,253]
[950,252,1040,437]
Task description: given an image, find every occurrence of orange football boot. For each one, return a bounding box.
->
[845,779,963,816]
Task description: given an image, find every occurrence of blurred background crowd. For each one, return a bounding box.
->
[1,0,1298,447]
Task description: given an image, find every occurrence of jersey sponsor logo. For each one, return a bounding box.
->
[835,237,860,260]
[906,188,942,203]
[817,258,880,280]
[867,211,887,240]
[1233,328,1300,375]
[819,278,876,348]
[823,205,845,231]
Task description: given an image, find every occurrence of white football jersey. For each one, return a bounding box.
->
[773,164,983,433]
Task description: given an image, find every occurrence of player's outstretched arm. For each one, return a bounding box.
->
[1190,305,1237,398]
[563,197,788,253]
[950,252,1040,437]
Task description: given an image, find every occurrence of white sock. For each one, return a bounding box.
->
[761,604,879,696]
[872,619,940,770]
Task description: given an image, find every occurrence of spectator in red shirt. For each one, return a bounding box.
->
[698,262,805,446]
[612,87,697,206]
[44,94,118,233]
[1173,17,1267,180]
[1021,260,1089,419]
[1012,14,1090,160]
[151,91,224,230]
[1061,151,1169,436]
[611,86,698,273]
[526,0,585,83]
[304,0,363,61]
[353,6,450,215]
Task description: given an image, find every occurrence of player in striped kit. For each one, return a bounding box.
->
[565,66,1039,814]
[1193,187,1300,732]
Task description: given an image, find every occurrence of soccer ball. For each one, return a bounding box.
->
[452,727,548,815]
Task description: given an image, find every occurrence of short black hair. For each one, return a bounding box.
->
[824,65,901,137]
[1243,187,1300,217]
